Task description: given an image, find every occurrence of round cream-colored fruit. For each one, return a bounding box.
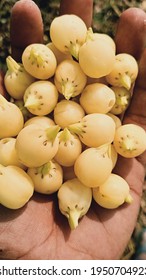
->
[22,43,57,79]
[58,178,92,229]
[93,173,132,209]
[79,39,115,78]
[80,83,115,114]
[27,160,63,194]
[0,165,34,209]
[113,124,146,158]
[54,99,85,128]
[74,145,113,188]
[50,14,87,60]
[106,53,138,90]
[0,138,26,169]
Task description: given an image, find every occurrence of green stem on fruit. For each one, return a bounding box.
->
[24,94,40,109]
[68,209,81,230]
[45,125,60,143]
[86,27,94,41]
[119,74,131,90]
[61,80,75,100]
[37,161,53,178]
[6,56,21,73]
[116,95,129,106]
[68,42,80,61]
[30,47,44,67]
[125,194,133,204]
[59,128,72,142]
[68,122,83,136]
[121,138,136,151]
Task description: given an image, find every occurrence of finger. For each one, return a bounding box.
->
[10,0,44,62]
[114,8,146,167]
[115,7,146,60]
[59,0,93,27]
[122,49,146,131]
[135,48,146,90]
[123,87,146,166]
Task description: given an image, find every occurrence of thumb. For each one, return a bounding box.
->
[114,7,146,166]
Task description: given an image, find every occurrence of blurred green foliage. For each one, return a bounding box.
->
[93,0,143,36]
[0,0,144,70]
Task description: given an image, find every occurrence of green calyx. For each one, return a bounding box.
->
[37,161,53,178]
[68,42,80,61]
[6,56,21,73]
[30,47,44,67]
[61,80,76,100]
[68,208,81,230]
[86,27,94,41]
[24,94,40,109]
[59,128,72,142]
[119,74,131,90]
[116,95,129,106]
[45,125,60,143]
[68,122,84,136]
[125,194,133,204]
[121,138,136,152]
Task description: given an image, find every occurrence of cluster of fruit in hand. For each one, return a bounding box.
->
[0,14,146,230]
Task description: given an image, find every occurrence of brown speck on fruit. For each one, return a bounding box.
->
[43,140,48,146]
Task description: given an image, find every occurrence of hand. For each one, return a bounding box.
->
[0,0,146,260]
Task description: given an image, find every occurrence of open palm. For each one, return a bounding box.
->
[0,157,144,260]
[0,0,146,260]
